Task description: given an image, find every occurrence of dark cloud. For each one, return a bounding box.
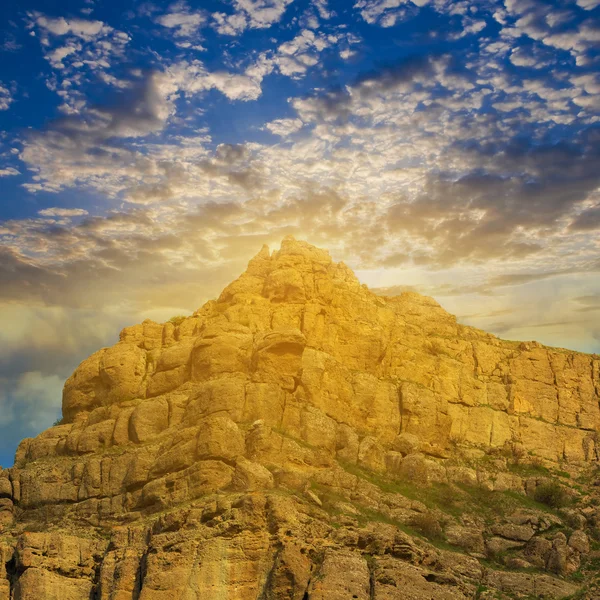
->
[0,192,353,311]
[293,53,444,124]
[71,72,170,139]
[569,205,600,231]
[355,54,436,95]
[384,126,600,265]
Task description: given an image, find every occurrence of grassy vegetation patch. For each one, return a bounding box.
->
[339,461,463,516]
[410,511,443,540]
[506,461,550,477]
[339,459,560,524]
[533,481,569,509]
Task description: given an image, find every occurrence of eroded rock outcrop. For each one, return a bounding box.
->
[1,237,599,599]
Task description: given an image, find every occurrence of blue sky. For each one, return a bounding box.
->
[0,0,599,467]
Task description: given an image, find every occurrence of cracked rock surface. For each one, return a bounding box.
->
[1,237,599,599]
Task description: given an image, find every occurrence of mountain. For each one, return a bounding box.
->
[1,237,599,599]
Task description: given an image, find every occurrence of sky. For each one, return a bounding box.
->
[0,0,599,467]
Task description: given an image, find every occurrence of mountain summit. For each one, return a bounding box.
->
[1,238,599,599]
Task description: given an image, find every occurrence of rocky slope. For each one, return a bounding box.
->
[1,236,600,599]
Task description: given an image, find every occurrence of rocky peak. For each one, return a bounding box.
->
[0,238,599,600]
[218,235,360,306]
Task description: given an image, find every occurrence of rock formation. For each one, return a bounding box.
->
[1,237,599,599]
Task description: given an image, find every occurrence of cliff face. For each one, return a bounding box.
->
[1,237,599,600]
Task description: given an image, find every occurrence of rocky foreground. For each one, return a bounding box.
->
[1,237,600,599]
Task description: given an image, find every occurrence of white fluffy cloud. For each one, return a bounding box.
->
[26,11,131,114]
[177,62,265,100]
[355,0,600,66]
[509,44,555,68]
[14,44,600,272]
[355,0,407,25]
[38,207,89,217]
[0,84,13,111]
[273,29,337,77]
[155,2,206,38]
[0,167,19,177]
[29,13,108,40]
[314,0,334,19]
[265,118,304,136]
[18,57,273,194]
[19,28,361,195]
[46,43,80,69]
[500,0,600,64]
[212,0,296,35]
[355,0,432,26]
[576,0,600,9]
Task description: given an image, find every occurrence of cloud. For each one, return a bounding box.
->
[509,44,555,68]
[314,0,334,20]
[26,11,131,109]
[19,60,261,194]
[571,73,600,95]
[272,28,337,78]
[155,2,206,38]
[371,265,595,299]
[355,0,599,65]
[212,0,296,36]
[21,70,181,192]
[576,0,600,9]
[486,271,570,288]
[355,54,437,95]
[501,0,600,64]
[572,93,600,110]
[21,39,355,196]
[0,372,63,430]
[0,212,228,315]
[181,63,264,100]
[340,48,357,60]
[354,0,418,27]
[211,12,249,36]
[384,137,600,265]
[265,117,304,136]
[0,84,13,110]
[290,53,452,124]
[241,28,351,83]
[29,13,108,40]
[0,302,142,454]
[1,33,22,53]
[6,5,600,291]
[573,294,600,312]
[451,17,487,39]
[38,207,89,217]
[16,34,600,292]
[46,43,81,69]
[0,167,19,177]
[569,205,600,231]
[20,7,352,192]
[355,0,487,35]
